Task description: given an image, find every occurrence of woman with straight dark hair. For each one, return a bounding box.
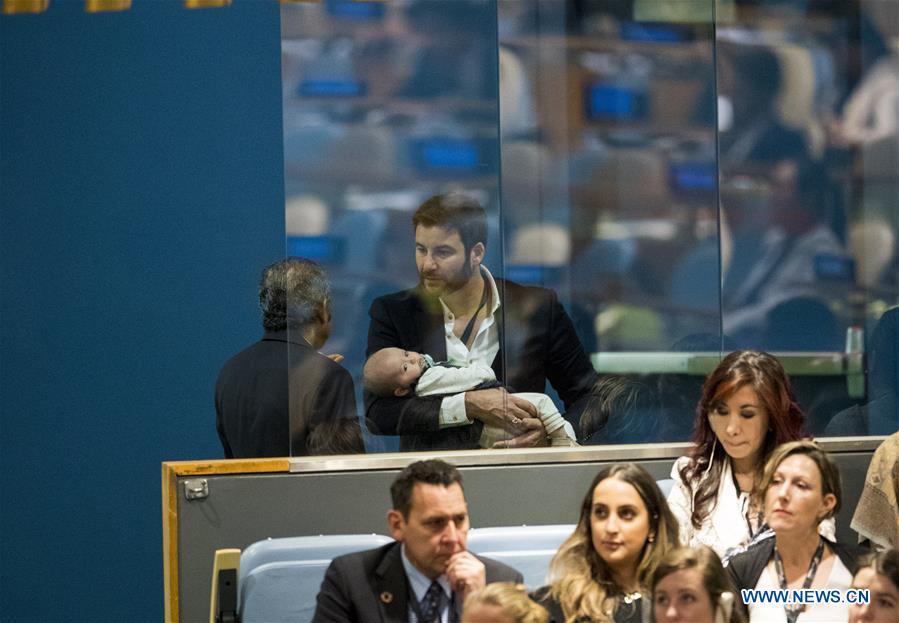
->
[533,464,679,622]
[666,350,833,558]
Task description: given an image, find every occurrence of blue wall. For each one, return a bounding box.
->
[0,2,284,620]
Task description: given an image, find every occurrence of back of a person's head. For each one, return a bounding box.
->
[258,257,329,332]
[462,583,548,623]
[305,419,365,456]
[580,376,658,443]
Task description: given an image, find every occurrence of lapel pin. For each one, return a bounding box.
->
[380,591,394,604]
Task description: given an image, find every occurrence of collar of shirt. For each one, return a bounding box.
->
[438,266,501,366]
[400,545,452,616]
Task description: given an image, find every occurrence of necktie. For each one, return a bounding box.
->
[419,580,445,623]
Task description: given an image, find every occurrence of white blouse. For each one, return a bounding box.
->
[667,456,836,558]
[747,556,853,623]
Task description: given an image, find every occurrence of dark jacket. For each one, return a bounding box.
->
[365,279,597,450]
[215,330,358,457]
[725,534,867,620]
[312,541,523,623]
[531,586,644,623]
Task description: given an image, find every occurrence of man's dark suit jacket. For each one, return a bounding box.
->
[215,329,357,457]
[365,279,597,450]
[312,541,523,623]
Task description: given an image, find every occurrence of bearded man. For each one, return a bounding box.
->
[364,193,597,451]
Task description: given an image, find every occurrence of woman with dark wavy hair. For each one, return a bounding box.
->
[666,350,831,558]
[532,464,679,622]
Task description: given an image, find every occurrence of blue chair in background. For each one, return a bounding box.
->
[210,533,393,623]
[466,524,575,589]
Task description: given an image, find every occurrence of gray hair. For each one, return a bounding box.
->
[258,258,330,331]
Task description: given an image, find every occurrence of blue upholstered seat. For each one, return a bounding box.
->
[466,524,575,589]
[238,534,393,623]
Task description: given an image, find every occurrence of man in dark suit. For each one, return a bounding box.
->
[313,460,522,622]
[215,257,360,457]
[365,193,597,450]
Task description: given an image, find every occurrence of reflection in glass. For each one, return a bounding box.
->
[277,0,899,454]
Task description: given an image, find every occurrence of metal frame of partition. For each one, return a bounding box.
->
[286,436,883,473]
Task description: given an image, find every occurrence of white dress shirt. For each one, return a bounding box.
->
[436,266,501,429]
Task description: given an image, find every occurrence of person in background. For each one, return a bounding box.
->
[651,546,745,623]
[579,376,658,445]
[462,583,548,623]
[850,430,899,551]
[726,441,866,623]
[215,258,360,458]
[848,549,899,623]
[532,463,679,623]
[666,350,834,559]
[365,193,597,451]
[363,347,577,448]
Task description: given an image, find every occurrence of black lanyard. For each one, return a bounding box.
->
[459,275,490,348]
[773,539,825,623]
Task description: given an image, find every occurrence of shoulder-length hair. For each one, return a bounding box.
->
[650,546,746,623]
[679,350,806,530]
[759,440,842,522]
[549,464,679,622]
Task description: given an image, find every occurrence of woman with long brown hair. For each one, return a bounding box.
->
[666,350,832,558]
[533,464,679,622]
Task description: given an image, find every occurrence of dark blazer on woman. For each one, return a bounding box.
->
[531,586,644,623]
[725,534,867,620]
[365,279,597,450]
[726,535,866,591]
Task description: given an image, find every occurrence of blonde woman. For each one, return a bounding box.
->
[533,464,679,622]
[726,441,865,622]
[463,583,548,623]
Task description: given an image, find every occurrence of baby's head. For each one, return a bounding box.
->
[363,347,426,397]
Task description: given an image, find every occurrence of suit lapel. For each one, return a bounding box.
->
[374,543,409,623]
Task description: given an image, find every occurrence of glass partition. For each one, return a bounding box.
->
[280,0,898,456]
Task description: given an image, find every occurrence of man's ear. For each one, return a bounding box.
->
[387,509,405,542]
[470,242,485,266]
[394,387,410,397]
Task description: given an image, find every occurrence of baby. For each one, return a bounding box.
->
[363,347,577,448]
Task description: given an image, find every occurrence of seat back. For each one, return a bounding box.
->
[466,525,575,589]
[239,534,393,623]
[656,478,675,497]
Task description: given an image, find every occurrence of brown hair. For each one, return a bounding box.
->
[760,440,842,521]
[412,193,487,255]
[679,350,806,529]
[650,546,745,623]
[548,464,679,622]
[854,549,899,594]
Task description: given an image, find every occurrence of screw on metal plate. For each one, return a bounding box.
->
[184,478,209,501]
